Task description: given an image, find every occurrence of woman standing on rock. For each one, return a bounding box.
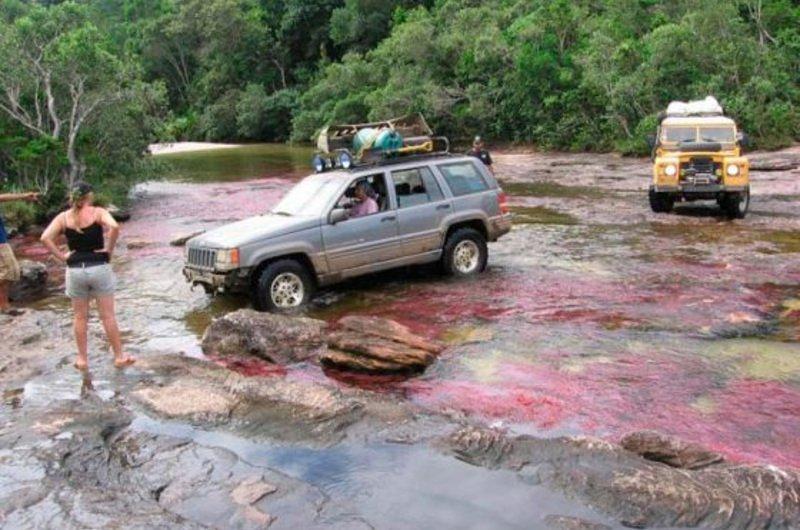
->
[40,182,135,370]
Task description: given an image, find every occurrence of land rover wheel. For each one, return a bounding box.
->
[648,189,674,213]
[721,187,750,219]
[253,259,314,312]
[442,228,488,277]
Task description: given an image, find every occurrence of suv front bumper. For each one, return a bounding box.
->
[652,184,748,194]
[183,266,249,293]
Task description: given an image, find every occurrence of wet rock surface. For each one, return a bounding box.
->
[4,144,800,529]
[444,426,800,529]
[202,309,327,364]
[8,260,48,302]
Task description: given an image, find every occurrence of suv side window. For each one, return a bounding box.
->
[438,161,489,196]
[333,173,388,217]
[392,166,444,208]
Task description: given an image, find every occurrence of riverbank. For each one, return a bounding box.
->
[148,141,241,155]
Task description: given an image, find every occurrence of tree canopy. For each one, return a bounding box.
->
[0,0,798,222]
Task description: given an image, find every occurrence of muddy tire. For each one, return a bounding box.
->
[441,228,488,277]
[720,187,750,219]
[648,189,675,213]
[252,259,314,312]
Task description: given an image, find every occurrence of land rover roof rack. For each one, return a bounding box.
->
[660,96,725,123]
[311,113,450,173]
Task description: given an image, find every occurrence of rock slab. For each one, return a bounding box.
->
[9,260,47,302]
[202,309,327,364]
[321,316,444,374]
[621,430,724,469]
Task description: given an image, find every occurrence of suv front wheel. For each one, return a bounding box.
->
[442,228,488,277]
[253,259,314,312]
[720,187,750,219]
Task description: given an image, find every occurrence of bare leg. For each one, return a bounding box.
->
[96,294,134,367]
[0,280,9,311]
[72,297,90,370]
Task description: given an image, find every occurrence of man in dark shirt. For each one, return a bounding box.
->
[468,136,494,174]
[0,191,40,314]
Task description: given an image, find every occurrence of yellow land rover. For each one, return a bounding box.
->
[648,98,750,218]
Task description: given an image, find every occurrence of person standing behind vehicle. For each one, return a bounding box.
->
[40,182,135,370]
[467,136,494,174]
[0,191,40,315]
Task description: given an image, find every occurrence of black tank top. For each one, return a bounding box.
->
[65,219,108,266]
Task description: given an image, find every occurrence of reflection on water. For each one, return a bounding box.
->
[17,144,800,469]
[158,143,314,182]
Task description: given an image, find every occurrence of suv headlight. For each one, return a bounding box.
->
[215,248,240,270]
[726,164,740,176]
[664,163,678,177]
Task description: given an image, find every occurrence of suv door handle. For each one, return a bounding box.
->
[381,215,396,222]
[436,204,451,210]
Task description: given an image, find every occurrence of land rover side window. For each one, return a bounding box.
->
[391,167,444,208]
[333,174,388,216]
[438,161,489,196]
[663,127,696,143]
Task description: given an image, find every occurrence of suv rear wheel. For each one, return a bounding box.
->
[442,228,488,277]
[720,187,750,219]
[648,189,675,213]
[253,259,314,312]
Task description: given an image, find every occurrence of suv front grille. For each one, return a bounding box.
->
[681,157,720,184]
[187,247,217,269]
[685,157,718,175]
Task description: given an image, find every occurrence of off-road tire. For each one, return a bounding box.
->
[252,259,314,312]
[441,228,488,277]
[720,187,750,219]
[648,189,675,213]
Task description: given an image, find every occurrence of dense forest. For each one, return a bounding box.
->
[1,0,799,223]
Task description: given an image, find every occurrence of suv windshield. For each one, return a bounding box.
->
[271,175,342,216]
[662,126,736,144]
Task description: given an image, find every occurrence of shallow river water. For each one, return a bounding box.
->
[11,143,800,527]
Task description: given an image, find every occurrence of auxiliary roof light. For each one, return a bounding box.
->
[338,151,353,170]
[312,155,326,173]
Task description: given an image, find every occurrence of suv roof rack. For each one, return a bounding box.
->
[311,113,451,173]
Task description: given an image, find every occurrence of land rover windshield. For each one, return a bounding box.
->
[662,125,736,144]
[271,175,341,216]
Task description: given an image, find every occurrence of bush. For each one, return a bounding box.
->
[1,200,37,233]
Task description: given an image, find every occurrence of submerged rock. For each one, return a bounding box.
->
[202,309,327,364]
[443,426,800,529]
[621,430,724,469]
[321,316,443,374]
[9,260,47,302]
[543,515,611,530]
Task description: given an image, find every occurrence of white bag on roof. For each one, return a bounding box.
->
[666,96,723,117]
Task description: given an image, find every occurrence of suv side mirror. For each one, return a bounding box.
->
[645,134,656,150]
[329,208,348,225]
[737,132,750,149]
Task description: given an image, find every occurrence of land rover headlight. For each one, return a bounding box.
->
[664,164,678,177]
[726,164,740,176]
[215,248,240,270]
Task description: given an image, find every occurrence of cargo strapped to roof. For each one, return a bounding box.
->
[312,113,450,173]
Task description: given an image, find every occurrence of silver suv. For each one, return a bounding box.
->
[183,154,512,311]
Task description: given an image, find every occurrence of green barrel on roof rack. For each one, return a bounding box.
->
[353,128,403,155]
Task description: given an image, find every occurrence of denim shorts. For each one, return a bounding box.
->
[65,264,116,299]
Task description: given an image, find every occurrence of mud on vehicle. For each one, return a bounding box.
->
[183,118,511,312]
[647,97,750,219]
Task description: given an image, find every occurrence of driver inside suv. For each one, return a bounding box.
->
[350,182,379,218]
